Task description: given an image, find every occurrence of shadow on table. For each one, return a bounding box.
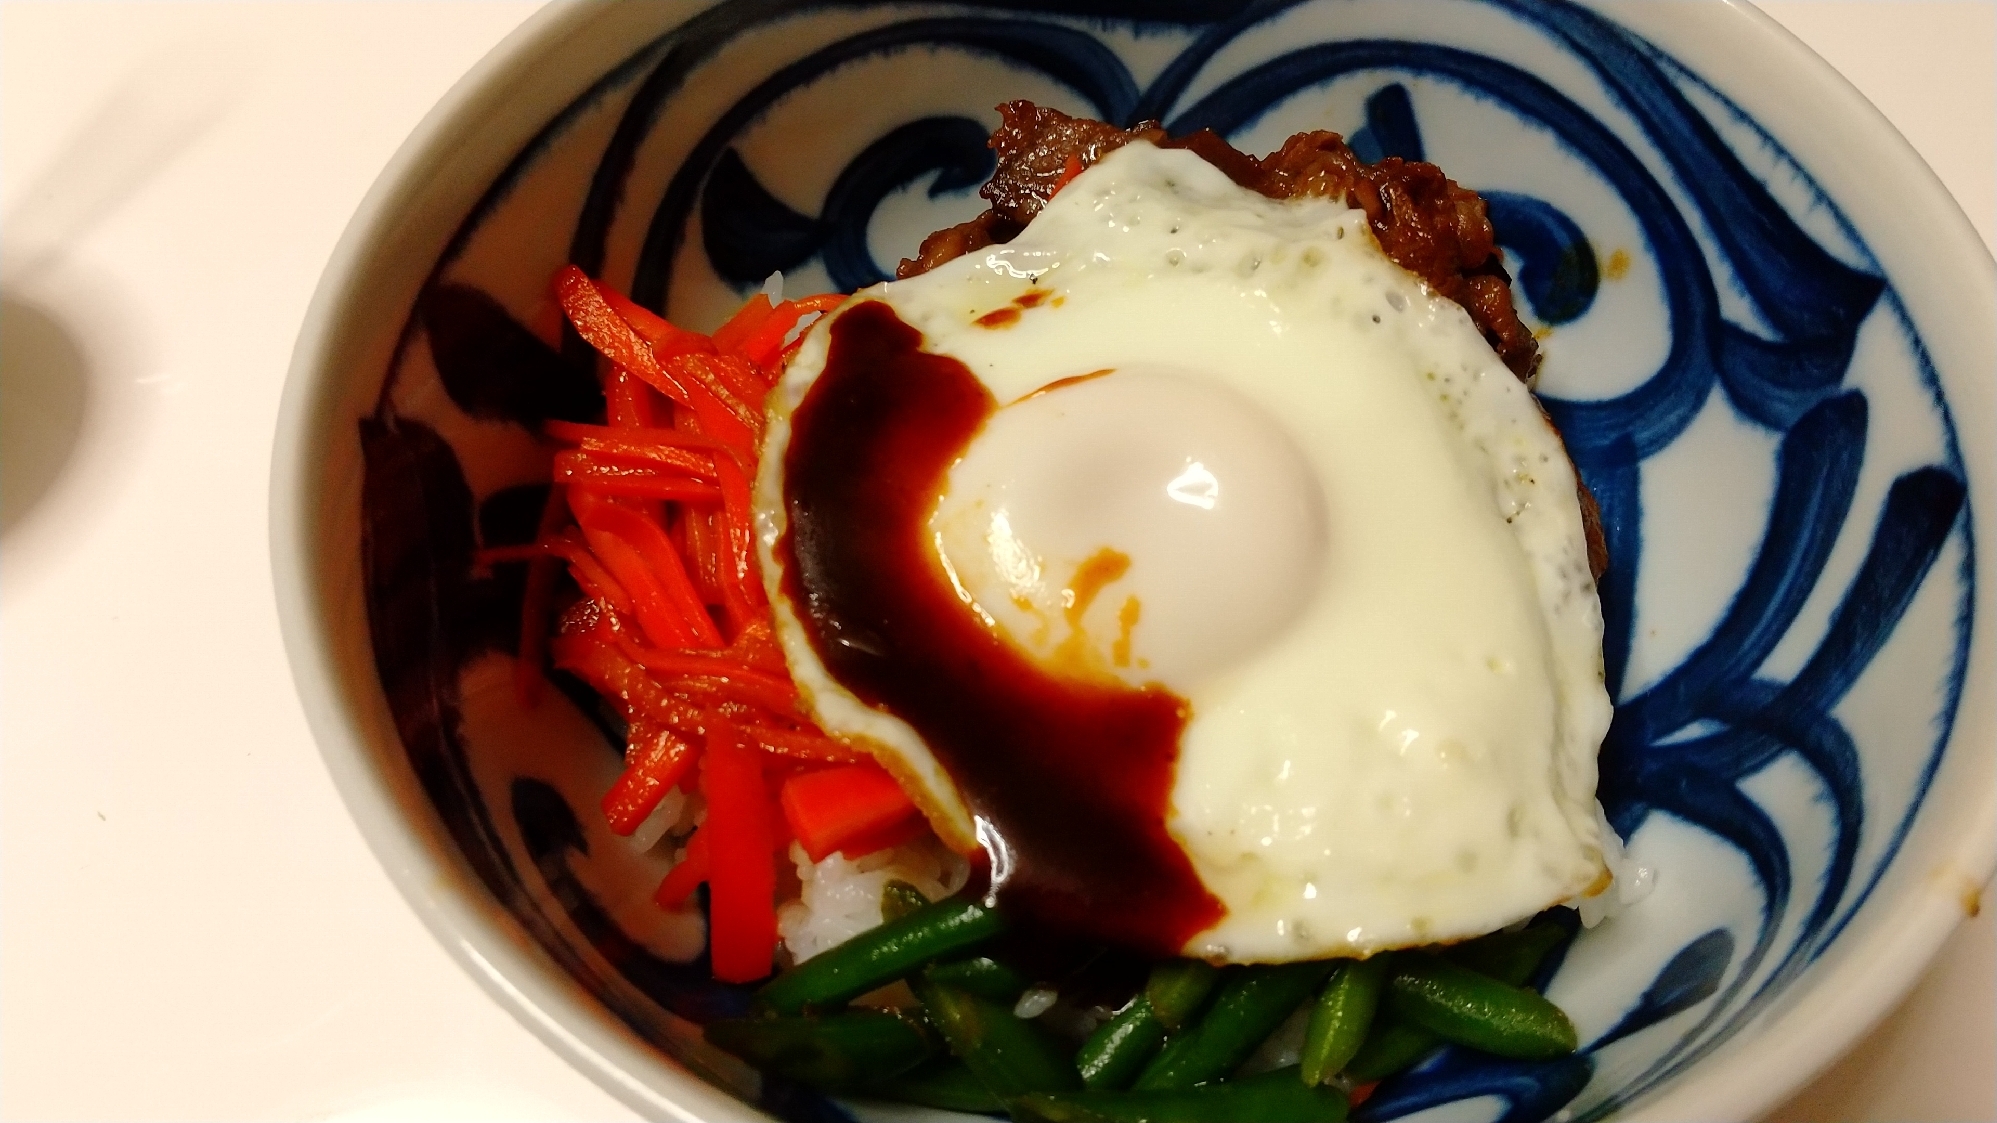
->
[0,290,92,536]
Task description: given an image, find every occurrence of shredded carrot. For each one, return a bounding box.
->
[708,292,775,353]
[740,725,861,763]
[654,830,711,908]
[544,419,734,453]
[479,535,633,617]
[597,284,717,362]
[528,269,941,984]
[570,490,722,648]
[571,438,716,479]
[701,723,779,982]
[602,723,699,835]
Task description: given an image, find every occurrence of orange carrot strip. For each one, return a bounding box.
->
[837,813,928,860]
[688,350,767,403]
[597,285,717,361]
[544,419,733,453]
[570,490,722,647]
[552,266,696,399]
[602,723,699,835]
[552,266,752,456]
[552,621,712,738]
[676,507,724,607]
[706,460,760,633]
[673,408,727,604]
[780,762,920,863]
[555,474,722,504]
[478,538,633,617]
[608,640,794,685]
[659,672,802,719]
[740,725,860,764]
[725,621,790,674]
[701,724,779,982]
[709,292,775,354]
[665,354,761,444]
[573,438,715,478]
[653,830,712,908]
[574,525,697,648]
[553,455,724,502]
[737,294,846,370]
[607,365,660,428]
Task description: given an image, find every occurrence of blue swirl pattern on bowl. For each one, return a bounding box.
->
[355,2,1973,1119]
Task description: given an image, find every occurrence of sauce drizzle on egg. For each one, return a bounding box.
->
[777,299,1224,955]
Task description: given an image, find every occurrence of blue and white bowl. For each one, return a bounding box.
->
[272,3,1996,1120]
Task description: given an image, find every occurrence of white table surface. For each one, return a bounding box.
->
[0,2,1990,1120]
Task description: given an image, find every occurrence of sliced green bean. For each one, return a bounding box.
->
[1342,1017,1438,1083]
[1015,1066,1349,1123]
[1384,954,1577,1060]
[760,896,1007,1014]
[1445,920,1568,986]
[1340,923,1566,1083]
[704,1010,936,1091]
[926,956,1030,1003]
[881,879,931,923]
[1299,958,1386,1086]
[911,974,1081,1098]
[1133,962,1334,1091]
[1079,957,1219,1091]
[1144,959,1220,1032]
[869,1058,1006,1114]
[1077,996,1167,1091]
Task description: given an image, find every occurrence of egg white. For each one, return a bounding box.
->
[755,142,1612,961]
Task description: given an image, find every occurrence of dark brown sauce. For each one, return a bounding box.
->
[777,300,1223,955]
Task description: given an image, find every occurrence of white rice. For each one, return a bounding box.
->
[777,833,972,963]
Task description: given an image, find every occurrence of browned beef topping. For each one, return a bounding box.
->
[898,101,1540,380]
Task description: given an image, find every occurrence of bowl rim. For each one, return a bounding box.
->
[269,2,766,1120]
[269,2,1997,1121]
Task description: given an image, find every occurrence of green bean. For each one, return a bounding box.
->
[869,1058,1006,1114]
[1077,996,1167,1091]
[1445,920,1568,986]
[1133,962,1334,1091]
[1340,923,1567,1083]
[911,973,1081,1098]
[1015,1066,1349,1123]
[1299,958,1386,1086]
[760,896,1007,1014]
[1079,957,1219,1091]
[1144,959,1220,1032]
[1384,954,1577,1060]
[704,1010,936,1091]
[1342,1017,1438,1083]
[926,956,1030,1003]
[881,879,932,923]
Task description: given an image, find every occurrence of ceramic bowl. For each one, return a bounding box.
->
[272,2,1996,1120]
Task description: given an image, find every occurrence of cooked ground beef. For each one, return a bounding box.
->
[899,101,1540,381]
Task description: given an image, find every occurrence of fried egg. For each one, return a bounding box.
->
[754,141,1613,962]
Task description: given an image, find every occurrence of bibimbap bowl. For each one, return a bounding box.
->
[272,2,1996,1120]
